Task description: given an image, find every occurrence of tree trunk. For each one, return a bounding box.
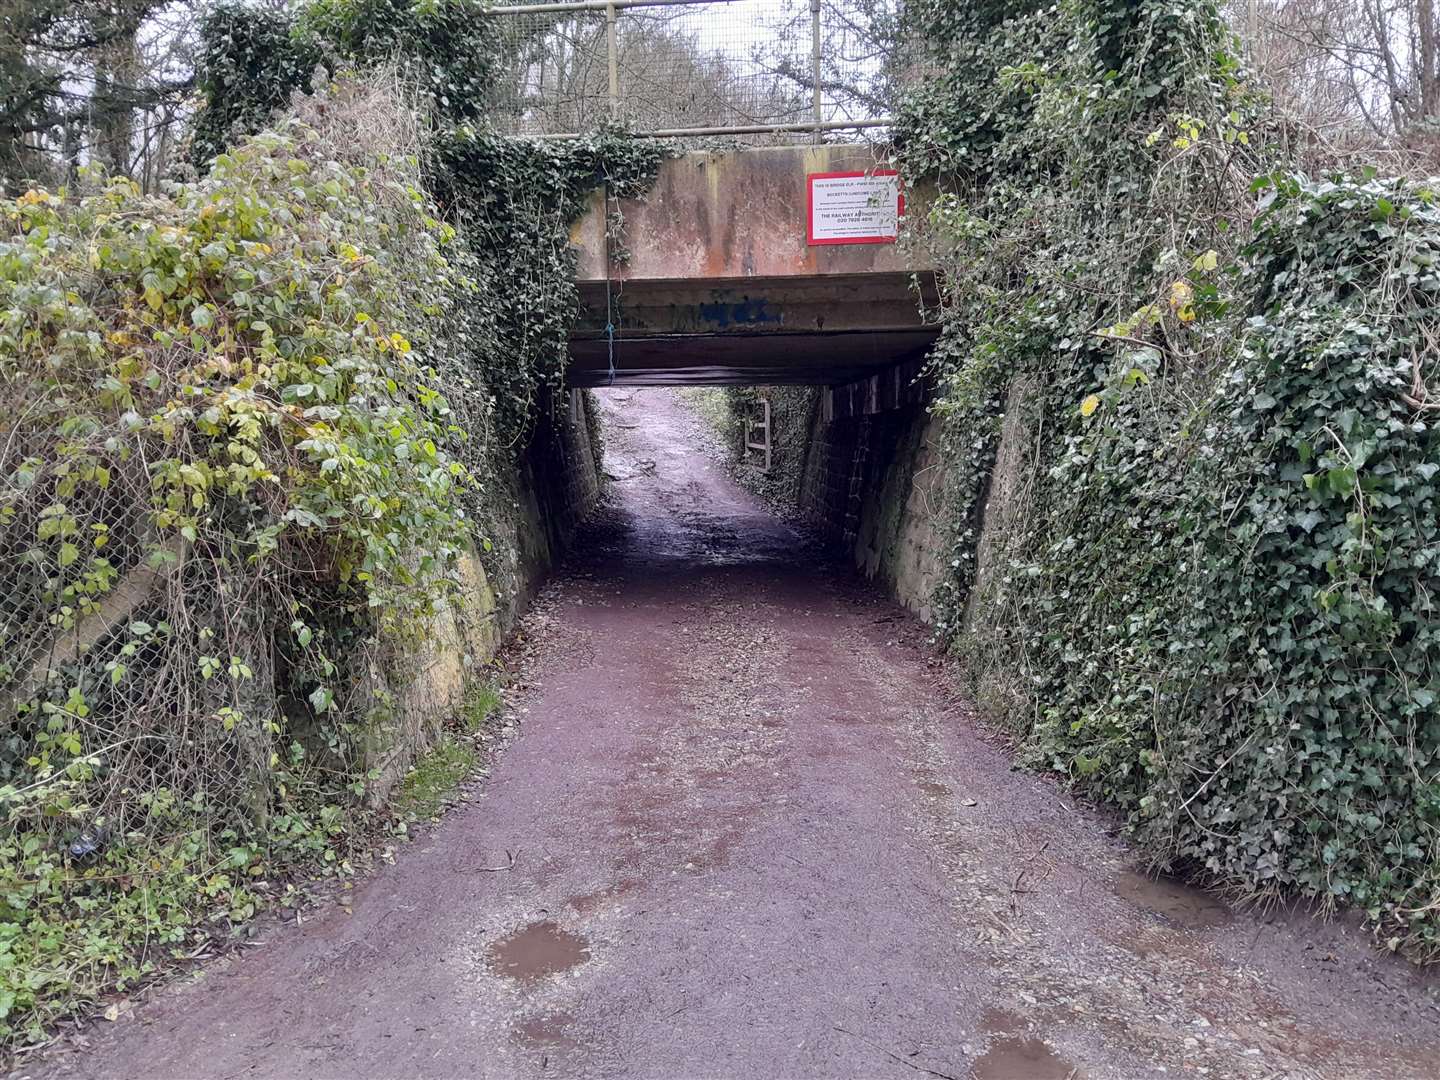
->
[1420,0,1440,122]
[92,6,140,177]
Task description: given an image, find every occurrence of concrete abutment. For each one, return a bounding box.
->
[364,389,604,799]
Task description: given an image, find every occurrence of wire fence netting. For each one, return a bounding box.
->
[480,0,899,136]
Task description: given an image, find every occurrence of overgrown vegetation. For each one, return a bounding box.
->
[901,0,1440,959]
[0,0,661,1048]
[392,737,476,820]
[0,86,463,1046]
[190,0,505,170]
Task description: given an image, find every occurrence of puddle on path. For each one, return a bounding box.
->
[973,1009,1076,1080]
[487,920,591,985]
[1114,869,1233,930]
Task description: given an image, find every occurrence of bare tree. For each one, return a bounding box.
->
[488,6,809,136]
[1,0,196,191]
[750,0,901,122]
[1235,0,1440,167]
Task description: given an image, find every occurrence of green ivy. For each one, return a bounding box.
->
[296,0,502,125]
[1162,173,1440,951]
[431,127,666,446]
[901,0,1440,960]
[190,0,506,168]
[190,4,322,168]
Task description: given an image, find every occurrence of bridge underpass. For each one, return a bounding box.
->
[566,143,937,408]
[58,82,1430,1080]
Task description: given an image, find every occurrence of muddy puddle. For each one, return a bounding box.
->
[973,1009,1076,1080]
[1114,869,1233,930]
[487,920,591,985]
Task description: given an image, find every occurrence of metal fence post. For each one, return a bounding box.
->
[809,0,823,136]
[606,0,620,122]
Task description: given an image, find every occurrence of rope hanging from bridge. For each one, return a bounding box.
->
[604,175,620,386]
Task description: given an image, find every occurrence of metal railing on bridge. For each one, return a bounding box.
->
[479,0,896,139]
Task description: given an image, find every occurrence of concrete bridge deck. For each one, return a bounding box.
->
[566,144,937,389]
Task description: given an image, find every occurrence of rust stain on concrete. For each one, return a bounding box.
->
[573,145,933,283]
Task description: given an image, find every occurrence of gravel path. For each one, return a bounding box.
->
[35,388,1440,1080]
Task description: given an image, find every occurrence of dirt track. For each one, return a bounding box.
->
[35,389,1440,1079]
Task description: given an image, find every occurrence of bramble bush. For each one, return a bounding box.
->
[901,0,1440,959]
[1,0,666,1041]
[0,81,479,1044]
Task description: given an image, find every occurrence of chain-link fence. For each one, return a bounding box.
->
[481,0,897,138]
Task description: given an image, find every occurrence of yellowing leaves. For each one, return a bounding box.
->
[1169,280,1197,324]
[1100,302,1161,340]
[1079,394,1101,418]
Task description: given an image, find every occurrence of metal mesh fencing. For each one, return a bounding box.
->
[481,0,897,138]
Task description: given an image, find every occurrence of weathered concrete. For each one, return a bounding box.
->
[852,411,947,623]
[366,389,603,801]
[793,401,946,623]
[570,144,927,281]
[965,377,1035,636]
[824,355,931,419]
[567,145,937,388]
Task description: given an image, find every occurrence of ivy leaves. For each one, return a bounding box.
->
[191,5,322,168]
[905,0,1440,961]
[431,127,665,447]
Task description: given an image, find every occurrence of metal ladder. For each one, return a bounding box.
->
[745,399,772,473]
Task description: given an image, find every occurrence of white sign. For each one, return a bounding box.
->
[807,171,902,246]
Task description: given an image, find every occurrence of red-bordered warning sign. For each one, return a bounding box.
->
[806,170,903,246]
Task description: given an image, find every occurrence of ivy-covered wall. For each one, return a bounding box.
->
[900,0,1440,960]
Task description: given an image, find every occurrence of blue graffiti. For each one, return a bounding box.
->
[697,296,781,329]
